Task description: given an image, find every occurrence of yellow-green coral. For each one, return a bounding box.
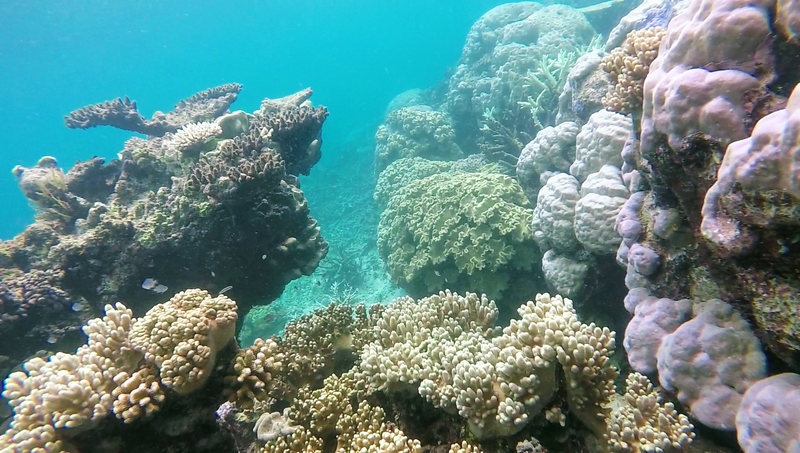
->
[374,107,463,173]
[600,27,666,113]
[377,171,538,301]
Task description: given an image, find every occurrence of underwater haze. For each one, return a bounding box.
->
[4,0,800,451]
[0,0,504,239]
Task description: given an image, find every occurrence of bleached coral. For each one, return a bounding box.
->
[166,121,222,158]
[531,173,581,252]
[574,165,630,254]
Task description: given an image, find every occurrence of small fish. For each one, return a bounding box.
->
[141,278,158,290]
[315,280,322,287]
[434,270,441,277]
[219,285,233,295]
[211,271,216,277]
[142,278,168,294]
[262,254,267,260]
[71,302,85,312]
[294,287,299,293]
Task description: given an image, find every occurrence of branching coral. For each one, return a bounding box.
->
[606,372,695,452]
[360,291,618,439]
[129,289,238,394]
[166,121,223,159]
[377,171,539,301]
[600,27,666,113]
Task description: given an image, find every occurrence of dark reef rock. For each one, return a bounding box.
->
[2,86,329,373]
[64,83,242,137]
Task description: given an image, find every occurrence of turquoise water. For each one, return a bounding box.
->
[0,0,505,239]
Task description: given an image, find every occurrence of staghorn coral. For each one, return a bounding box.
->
[377,171,539,302]
[600,28,666,113]
[129,289,238,394]
[65,83,242,136]
[374,107,463,173]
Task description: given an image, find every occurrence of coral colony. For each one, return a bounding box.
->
[2,0,800,452]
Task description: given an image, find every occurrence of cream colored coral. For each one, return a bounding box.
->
[167,121,222,156]
[261,425,323,453]
[1,303,140,453]
[225,337,285,406]
[112,365,165,422]
[129,289,237,394]
[360,291,618,440]
[449,441,483,453]
[606,372,695,452]
[601,27,666,113]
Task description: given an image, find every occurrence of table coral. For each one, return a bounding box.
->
[377,171,538,302]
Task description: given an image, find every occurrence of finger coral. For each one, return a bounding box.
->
[129,289,238,394]
[600,27,666,114]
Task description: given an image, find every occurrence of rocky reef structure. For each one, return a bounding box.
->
[444,2,600,172]
[0,86,329,379]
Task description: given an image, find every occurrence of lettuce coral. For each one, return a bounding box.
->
[377,171,539,301]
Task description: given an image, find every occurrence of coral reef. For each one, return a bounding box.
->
[65,83,243,136]
[374,107,463,174]
[1,86,329,375]
[444,2,599,169]
[377,171,540,302]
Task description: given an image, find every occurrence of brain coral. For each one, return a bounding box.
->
[377,171,539,301]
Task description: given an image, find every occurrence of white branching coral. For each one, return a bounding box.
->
[167,121,222,158]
